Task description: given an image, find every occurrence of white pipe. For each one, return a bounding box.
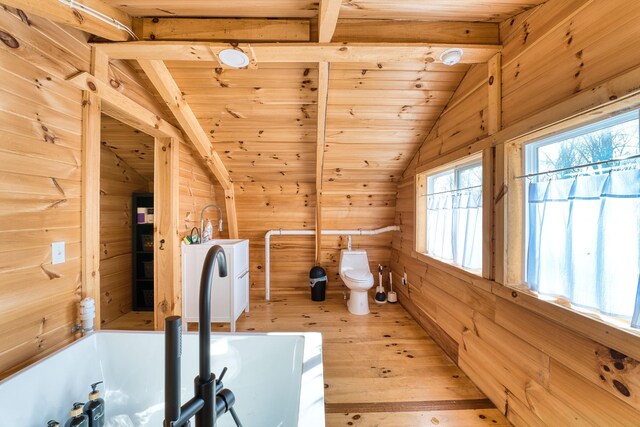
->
[58,0,138,40]
[79,297,96,335]
[264,225,400,300]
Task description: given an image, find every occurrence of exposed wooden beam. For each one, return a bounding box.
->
[136,17,310,41]
[81,47,104,329]
[315,62,330,263]
[332,19,500,44]
[2,0,133,41]
[154,137,180,330]
[66,72,183,140]
[486,53,503,283]
[94,42,501,64]
[137,59,233,190]
[224,185,239,239]
[318,0,342,42]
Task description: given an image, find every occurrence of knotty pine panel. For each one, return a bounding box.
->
[0,7,89,378]
[99,145,150,325]
[393,1,640,418]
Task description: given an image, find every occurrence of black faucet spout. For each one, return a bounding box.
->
[199,245,227,383]
[164,245,234,427]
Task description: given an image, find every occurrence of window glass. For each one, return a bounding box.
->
[423,159,482,272]
[524,110,640,327]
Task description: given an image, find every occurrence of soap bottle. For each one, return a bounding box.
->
[203,219,213,242]
[83,381,105,427]
[64,402,88,427]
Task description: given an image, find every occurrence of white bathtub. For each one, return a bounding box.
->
[0,331,324,427]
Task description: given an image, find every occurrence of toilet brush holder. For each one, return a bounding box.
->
[375,264,387,303]
[387,291,398,303]
[387,271,397,303]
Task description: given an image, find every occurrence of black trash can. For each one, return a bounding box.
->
[309,266,327,301]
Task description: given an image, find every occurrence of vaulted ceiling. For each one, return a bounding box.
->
[84,0,539,281]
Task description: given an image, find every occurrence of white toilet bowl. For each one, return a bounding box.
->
[339,250,374,315]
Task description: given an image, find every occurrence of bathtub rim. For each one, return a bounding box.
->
[0,330,325,427]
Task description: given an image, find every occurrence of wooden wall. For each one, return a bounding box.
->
[0,6,88,377]
[0,5,172,377]
[392,0,640,424]
[99,145,150,325]
[178,139,227,239]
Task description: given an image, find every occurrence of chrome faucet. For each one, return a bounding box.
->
[200,205,224,242]
[164,245,242,427]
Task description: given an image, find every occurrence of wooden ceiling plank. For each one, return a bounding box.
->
[318,0,342,42]
[93,42,501,64]
[332,19,499,44]
[3,0,133,41]
[137,17,310,42]
[137,59,232,190]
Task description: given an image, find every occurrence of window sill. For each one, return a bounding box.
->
[411,250,640,361]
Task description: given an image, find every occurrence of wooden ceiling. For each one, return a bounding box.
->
[101,115,154,180]
[168,62,319,183]
[103,0,546,22]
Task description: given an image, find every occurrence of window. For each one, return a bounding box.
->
[522,110,640,327]
[416,155,482,272]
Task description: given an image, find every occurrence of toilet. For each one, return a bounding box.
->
[339,250,375,315]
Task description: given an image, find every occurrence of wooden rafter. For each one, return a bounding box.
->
[137,59,232,190]
[3,0,133,41]
[318,0,342,42]
[315,62,330,263]
[135,17,310,41]
[66,72,183,140]
[93,42,501,64]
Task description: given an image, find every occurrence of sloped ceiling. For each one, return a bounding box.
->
[98,0,535,288]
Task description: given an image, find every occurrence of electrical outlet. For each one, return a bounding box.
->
[402,272,408,286]
[51,241,65,265]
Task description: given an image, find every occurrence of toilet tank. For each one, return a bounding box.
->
[339,250,370,273]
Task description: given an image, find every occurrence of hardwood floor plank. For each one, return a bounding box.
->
[325,399,495,413]
[103,291,507,424]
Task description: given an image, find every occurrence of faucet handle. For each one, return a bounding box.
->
[216,366,228,385]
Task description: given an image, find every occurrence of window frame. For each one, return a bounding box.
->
[415,153,483,275]
[504,107,640,331]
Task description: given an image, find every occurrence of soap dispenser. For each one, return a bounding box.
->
[47,421,60,427]
[64,403,88,427]
[83,381,105,427]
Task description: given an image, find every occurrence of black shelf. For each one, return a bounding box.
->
[132,192,154,312]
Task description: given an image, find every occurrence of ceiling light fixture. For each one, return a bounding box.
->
[218,49,250,68]
[439,48,464,66]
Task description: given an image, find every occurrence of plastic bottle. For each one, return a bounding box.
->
[83,381,105,427]
[203,219,213,243]
[64,403,88,427]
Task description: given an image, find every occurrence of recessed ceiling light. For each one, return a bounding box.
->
[439,48,463,66]
[218,49,250,68]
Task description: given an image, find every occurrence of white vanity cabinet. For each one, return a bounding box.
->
[182,240,250,331]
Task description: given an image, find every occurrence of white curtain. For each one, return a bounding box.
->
[526,169,640,325]
[426,188,482,270]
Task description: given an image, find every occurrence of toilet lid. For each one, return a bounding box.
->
[344,269,373,282]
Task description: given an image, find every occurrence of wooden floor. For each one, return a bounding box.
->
[104,292,508,426]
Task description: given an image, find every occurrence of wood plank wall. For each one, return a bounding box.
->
[0,4,172,377]
[99,145,149,325]
[0,6,88,378]
[392,0,640,424]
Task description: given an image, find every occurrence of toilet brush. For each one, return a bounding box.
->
[387,271,398,303]
[374,264,387,304]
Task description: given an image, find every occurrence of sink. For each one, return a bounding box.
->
[196,239,245,246]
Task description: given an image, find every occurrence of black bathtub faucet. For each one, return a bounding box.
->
[164,245,243,427]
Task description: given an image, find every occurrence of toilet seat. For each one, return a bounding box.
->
[343,269,373,283]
